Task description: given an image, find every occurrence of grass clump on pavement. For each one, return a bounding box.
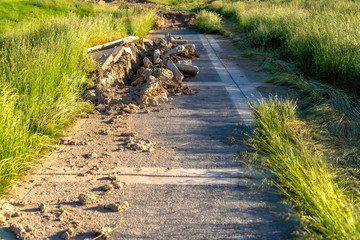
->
[194,10,222,33]
[0,0,155,195]
[249,97,360,239]
[209,0,360,93]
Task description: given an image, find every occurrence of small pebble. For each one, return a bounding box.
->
[38,203,46,212]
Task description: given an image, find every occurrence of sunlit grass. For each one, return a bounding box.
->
[0,0,155,195]
[209,0,360,92]
[249,97,360,239]
[194,10,222,33]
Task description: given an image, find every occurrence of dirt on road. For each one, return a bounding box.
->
[0,28,295,239]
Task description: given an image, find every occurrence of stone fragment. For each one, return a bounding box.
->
[124,47,133,58]
[78,193,98,205]
[86,36,139,53]
[167,61,184,82]
[175,64,199,76]
[107,174,119,181]
[99,201,129,212]
[101,54,113,71]
[143,57,153,68]
[175,40,188,44]
[25,225,35,232]
[113,181,125,190]
[87,152,98,158]
[38,203,46,212]
[162,45,185,59]
[101,184,114,192]
[10,224,24,235]
[153,49,161,64]
[86,90,98,104]
[112,46,124,63]
[159,38,167,46]
[177,59,192,65]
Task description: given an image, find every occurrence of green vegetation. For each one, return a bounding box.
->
[145,0,206,11]
[249,97,360,239]
[209,0,360,92]
[197,0,360,238]
[194,10,221,33]
[0,0,155,195]
[146,0,202,6]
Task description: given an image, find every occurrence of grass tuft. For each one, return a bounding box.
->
[249,97,360,239]
[194,10,222,33]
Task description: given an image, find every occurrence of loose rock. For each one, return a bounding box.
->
[175,63,199,76]
[38,203,46,212]
[78,193,98,205]
[167,61,184,82]
[143,57,153,68]
[60,228,75,240]
[162,45,185,59]
[101,184,114,193]
[112,181,125,190]
[98,201,129,212]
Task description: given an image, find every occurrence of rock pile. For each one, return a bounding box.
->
[86,32,200,115]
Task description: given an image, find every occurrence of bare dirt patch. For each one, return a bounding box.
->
[155,11,196,29]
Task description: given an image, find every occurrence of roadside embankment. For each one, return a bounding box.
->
[0,0,155,195]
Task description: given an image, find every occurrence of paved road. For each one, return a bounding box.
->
[113,30,294,239]
[0,30,294,239]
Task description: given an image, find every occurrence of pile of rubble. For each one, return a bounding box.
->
[86,32,200,115]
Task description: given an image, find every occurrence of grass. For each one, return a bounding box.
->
[144,0,206,12]
[0,0,155,195]
[249,97,360,239]
[194,10,222,33]
[196,0,360,238]
[209,0,360,93]
[146,0,202,6]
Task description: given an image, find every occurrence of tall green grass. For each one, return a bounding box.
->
[0,0,155,195]
[250,97,360,239]
[145,0,206,11]
[146,0,203,6]
[194,10,222,33]
[209,0,360,92]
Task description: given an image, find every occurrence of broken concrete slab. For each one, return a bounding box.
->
[167,61,184,82]
[101,54,114,71]
[86,36,139,53]
[162,45,185,59]
[175,63,199,76]
[175,40,188,44]
[112,46,124,63]
[154,49,161,64]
